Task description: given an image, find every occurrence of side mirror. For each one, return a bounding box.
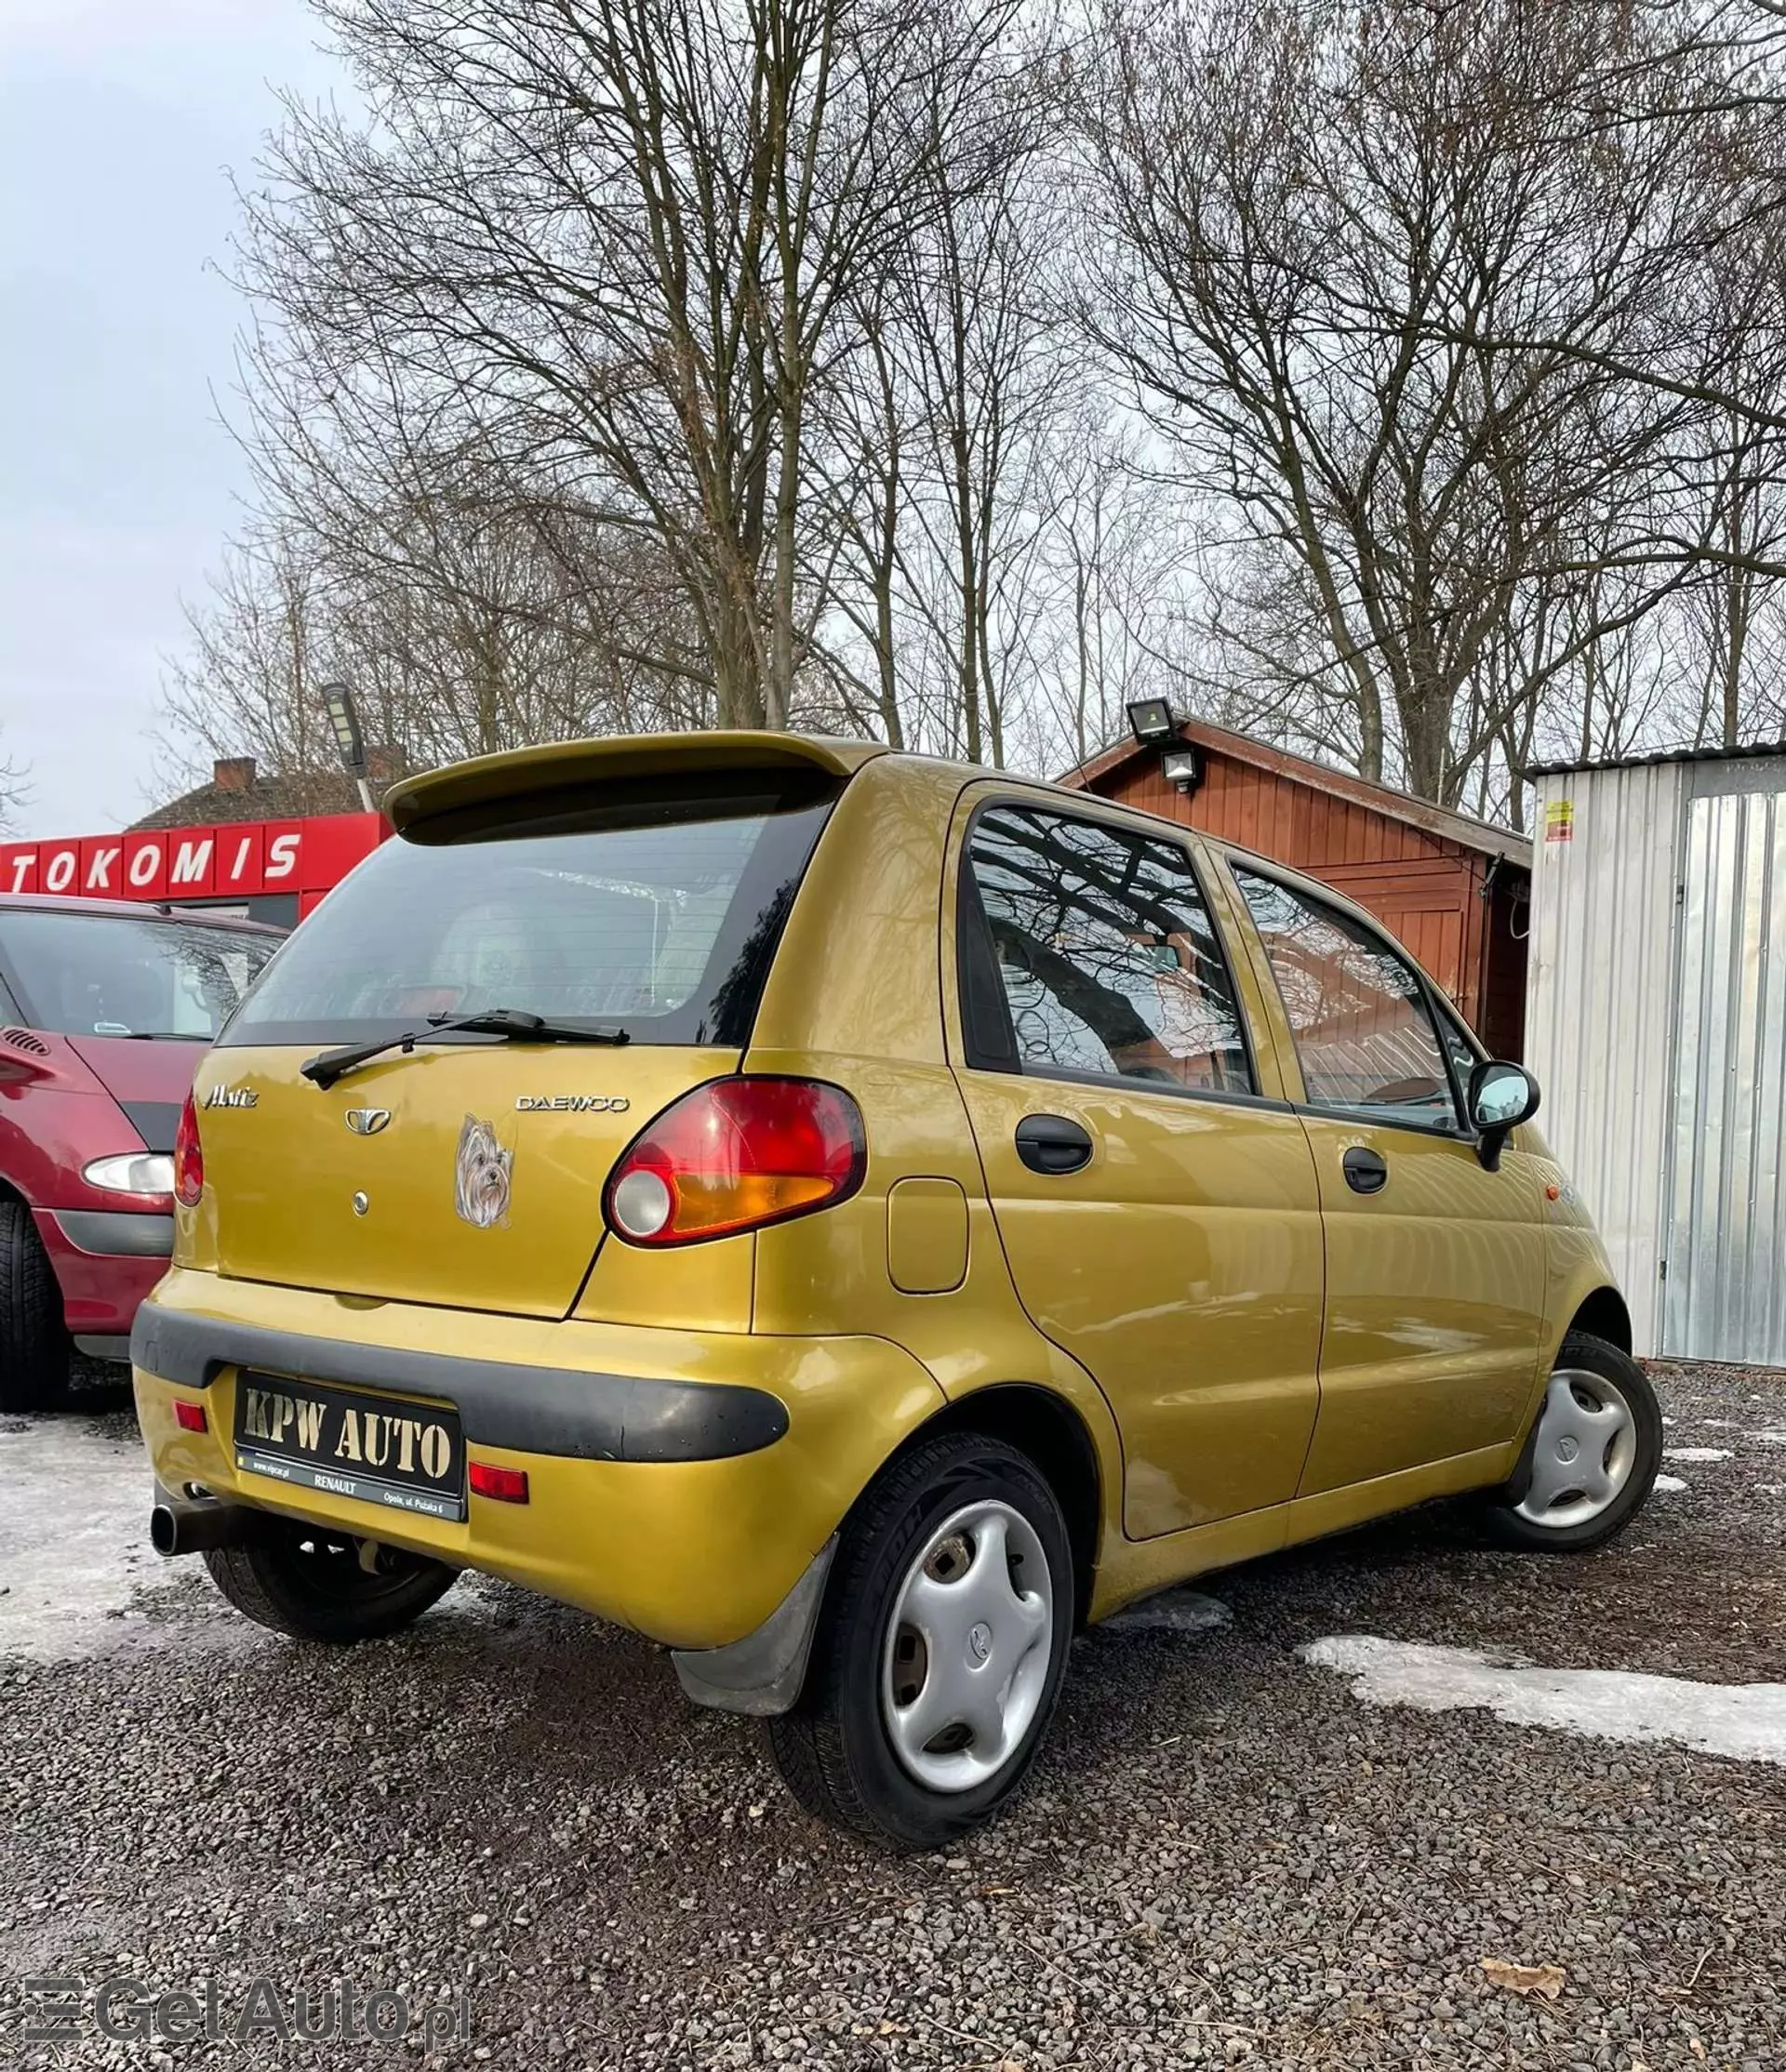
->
[1467,1060,1539,1171]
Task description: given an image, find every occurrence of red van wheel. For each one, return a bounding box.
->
[0,1198,70,1412]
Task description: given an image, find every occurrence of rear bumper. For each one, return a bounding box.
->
[131,1305,792,1464]
[35,1208,171,1339]
[132,1268,945,1651]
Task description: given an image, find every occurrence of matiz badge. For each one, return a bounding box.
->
[204,1085,258,1109]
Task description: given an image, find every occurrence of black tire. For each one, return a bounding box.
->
[0,1196,70,1412]
[1486,1332,1662,1552]
[766,1431,1074,1853]
[203,1517,456,1641]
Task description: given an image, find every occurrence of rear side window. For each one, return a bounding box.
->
[222,776,839,1050]
[960,804,1253,1095]
[1233,867,1462,1129]
[0,910,278,1039]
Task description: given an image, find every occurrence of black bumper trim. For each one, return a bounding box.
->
[129,1306,791,1465]
[54,1210,176,1257]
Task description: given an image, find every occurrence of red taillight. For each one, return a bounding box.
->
[174,1399,207,1433]
[605,1077,866,1247]
[469,1461,529,1504]
[173,1090,204,1208]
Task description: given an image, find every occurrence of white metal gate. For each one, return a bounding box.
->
[1663,765,1786,1363]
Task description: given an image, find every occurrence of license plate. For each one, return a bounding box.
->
[233,1371,467,1522]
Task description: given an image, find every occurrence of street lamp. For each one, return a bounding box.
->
[319,682,375,812]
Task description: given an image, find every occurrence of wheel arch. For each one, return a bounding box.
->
[904,1383,1102,1627]
[1566,1285,1633,1356]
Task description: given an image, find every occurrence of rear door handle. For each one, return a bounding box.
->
[1014,1114,1094,1176]
[1342,1147,1389,1195]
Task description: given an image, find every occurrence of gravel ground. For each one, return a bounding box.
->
[2,1360,1784,2070]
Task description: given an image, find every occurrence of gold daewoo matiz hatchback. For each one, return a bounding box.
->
[134,732,1658,1849]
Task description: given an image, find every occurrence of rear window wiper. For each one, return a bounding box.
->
[301,1007,630,1090]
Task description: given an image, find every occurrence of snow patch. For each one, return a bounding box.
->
[1664,1447,1732,1463]
[1744,1430,1786,1446]
[1105,1588,1232,1636]
[1653,1475,1687,1492]
[1300,1636,1786,1766]
[0,1417,255,1661]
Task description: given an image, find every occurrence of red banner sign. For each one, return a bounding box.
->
[0,813,385,916]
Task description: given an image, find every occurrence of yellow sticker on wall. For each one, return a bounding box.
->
[1543,799,1574,844]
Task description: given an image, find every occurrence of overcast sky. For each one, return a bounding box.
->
[0,0,343,840]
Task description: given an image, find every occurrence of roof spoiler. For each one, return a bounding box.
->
[383,731,887,838]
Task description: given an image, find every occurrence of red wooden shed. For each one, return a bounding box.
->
[1060,718,1534,1058]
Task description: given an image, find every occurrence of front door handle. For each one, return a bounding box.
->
[1342,1146,1389,1195]
[1015,1114,1094,1176]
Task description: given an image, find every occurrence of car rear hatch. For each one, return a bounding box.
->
[66,1035,208,1151]
[193,733,880,1317]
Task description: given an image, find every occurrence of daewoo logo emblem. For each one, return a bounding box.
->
[344,1109,393,1136]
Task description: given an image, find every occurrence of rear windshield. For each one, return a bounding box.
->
[0,910,281,1040]
[220,776,839,1050]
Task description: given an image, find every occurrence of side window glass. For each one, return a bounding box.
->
[964,805,1253,1094]
[1233,868,1461,1129]
[1433,1001,1482,1105]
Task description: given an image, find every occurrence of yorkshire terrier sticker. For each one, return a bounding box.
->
[454,1113,513,1229]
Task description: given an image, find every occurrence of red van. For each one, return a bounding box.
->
[0,894,282,1407]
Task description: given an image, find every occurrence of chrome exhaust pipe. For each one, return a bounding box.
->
[150,1487,251,1557]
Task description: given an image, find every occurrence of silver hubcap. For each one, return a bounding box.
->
[1515,1368,1638,1529]
[881,1499,1054,1794]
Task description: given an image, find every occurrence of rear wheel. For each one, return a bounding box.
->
[766,1431,1073,1852]
[0,1197,69,1412]
[1486,1332,1660,1551]
[203,1519,456,1641]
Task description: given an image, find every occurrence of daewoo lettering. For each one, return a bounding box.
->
[514,1095,630,1112]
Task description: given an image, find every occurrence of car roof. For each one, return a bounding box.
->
[0,890,285,934]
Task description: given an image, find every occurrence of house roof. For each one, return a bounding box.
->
[1523,738,1786,780]
[130,757,384,831]
[1060,716,1533,869]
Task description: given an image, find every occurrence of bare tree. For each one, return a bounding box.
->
[236,0,1020,733]
[0,750,29,836]
[166,0,1786,822]
[1075,0,1772,805]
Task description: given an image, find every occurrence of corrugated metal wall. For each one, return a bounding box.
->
[1527,762,1684,1354]
[1663,767,1786,1363]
